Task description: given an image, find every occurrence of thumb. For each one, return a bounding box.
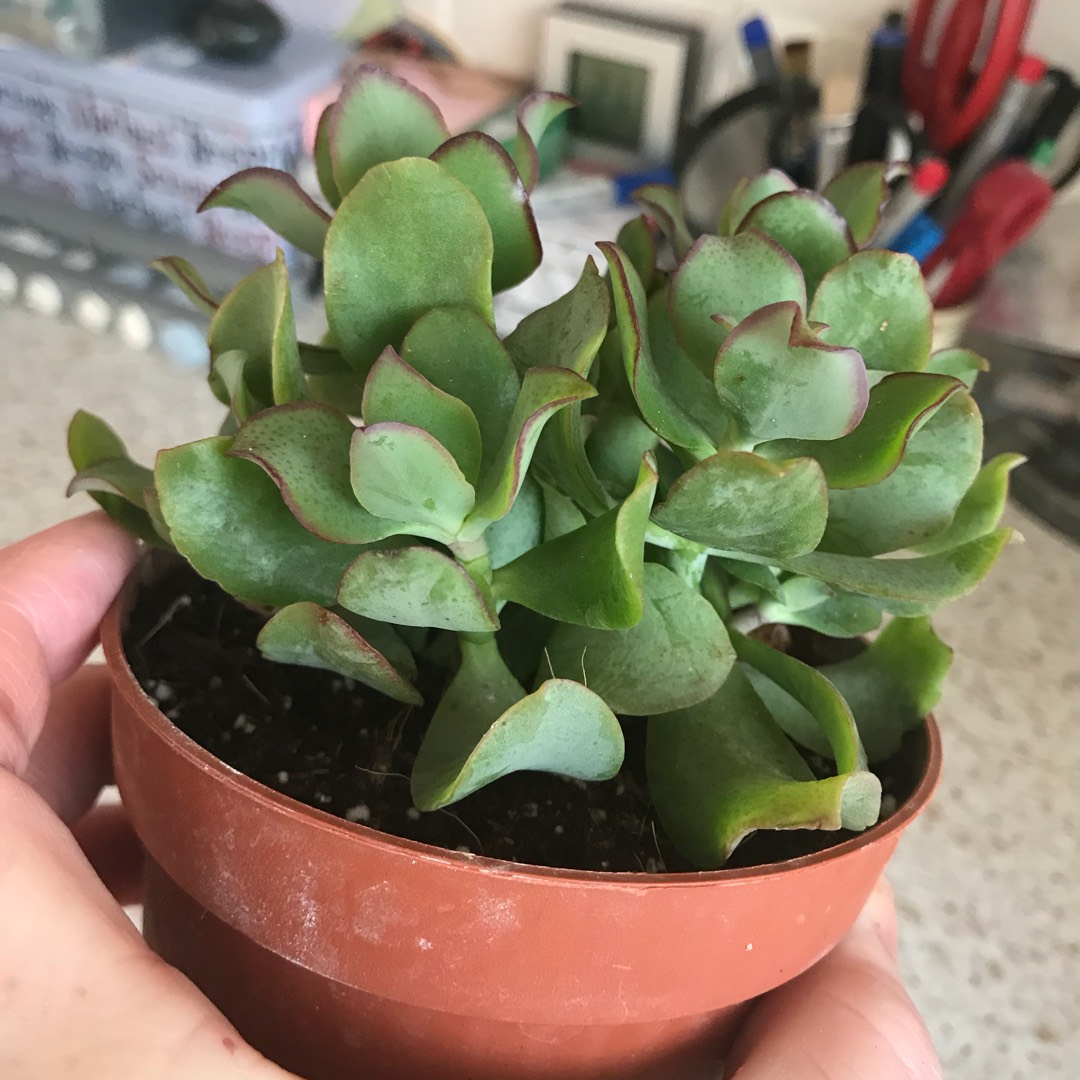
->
[725,879,942,1080]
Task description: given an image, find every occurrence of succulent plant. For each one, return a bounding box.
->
[68,69,1016,869]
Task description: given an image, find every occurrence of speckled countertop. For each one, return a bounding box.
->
[2,297,1077,1080]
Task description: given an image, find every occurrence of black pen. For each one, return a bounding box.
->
[846,11,906,165]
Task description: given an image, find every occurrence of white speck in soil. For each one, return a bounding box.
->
[165,708,179,721]
[343,677,356,691]
[282,695,293,710]
[590,808,608,824]
[345,804,372,823]
[233,713,256,734]
[152,681,174,703]
[523,801,538,818]
[314,791,332,805]
[405,807,421,822]
[554,825,564,835]
[600,860,610,869]
[880,794,898,818]
[456,845,472,854]
[209,675,222,690]
[277,770,290,784]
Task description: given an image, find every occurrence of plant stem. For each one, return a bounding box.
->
[659,542,709,591]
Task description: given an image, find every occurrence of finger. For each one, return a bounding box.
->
[23,665,113,823]
[0,512,138,685]
[0,513,136,774]
[72,801,145,906]
[725,879,941,1080]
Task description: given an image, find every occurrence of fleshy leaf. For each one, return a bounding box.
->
[505,258,611,514]
[544,562,734,715]
[587,403,660,499]
[913,453,1024,555]
[762,372,963,489]
[822,391,983,555]
[211,350,264,421]
[324,158,494,375]
[208,251,306,406]
[810,250,933,372]
[647,665,882,868]
[540,479,586,540]
[632,183,694,258]
[67,410,159,544]
[149,257,219,315]
[411,639,623,810]
[732,630,867,774]
[486,474,542,569]
[822,162,891,245]
[338,545,498,632]
[739,190,855,296]
[362,347,482,483]
[758,577,883,638]
[616,214,659,293]
[925,347,989,389]
[433,132,541,293]
[714,301,868,444]
[313,104,340,208]
[156,437,364,606]
[779,528,1012,613]
[512,91,574,192]
[350,422,475,541]
[718,170,797,235]
[712,556,783,600]
[469,366,596,526]
[328,64,449,197]
[653,452,827,558]
[257,602,421,705]
[669,233,807,376]
[402,307,520,476]
[494,454,657,629]
[198,167,331,258]
[599,242,714,455]
[230,403,403,544]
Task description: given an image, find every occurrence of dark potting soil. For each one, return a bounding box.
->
[123,558,925,874]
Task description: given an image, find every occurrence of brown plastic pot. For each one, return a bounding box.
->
[103,572,942,1080]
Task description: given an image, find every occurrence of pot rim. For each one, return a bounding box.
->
[103,564,942,890]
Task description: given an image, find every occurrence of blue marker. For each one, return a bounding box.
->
[741,17,783,86]
[888,212,943,265]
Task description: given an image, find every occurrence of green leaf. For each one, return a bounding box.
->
[779,527,1013,612]
[67,410,159,544]
[504,259,611,514]
[469,366,596,525]
[198,167,331,258]
[718,170,797,235]
[925,347,989,389]
[486,474,542,569]
[599,241,713,455]
[362,347,482,483]
[912,453,1024,555]
[758,577,883,638]
[653,452,827,558]
[821,617,952,761]
[714,301,868,444]
[328,63,449,197]
[539,480,586,541]
[669,232,807,376]
[647,665,881,868]
[149,256,219,315]
[156,437,364,606]
[257,602,421,705]
[762,372,963,489]
[587,402,660,499]
[208,251,306,406]
[732,630,867,773]
[822,390,983,555]
[338,544,498,631]
[211,350,265,421]
[402,307,520,477]
[739,190,855,296]
[545,562,734,715]
[494,454,657,629]
[810,250,932,372]
[712,556,783,600]
[616,214,659,293]
[313,103,340,208]
[324,158,494,375]
[411,639,623,810]
[432,132,540,293]
[230,402,402,544]
[632,183,694,258]
[351,422,475,542]
[822,162,891,245]
[512,91,574,192]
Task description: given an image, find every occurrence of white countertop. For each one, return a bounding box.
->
[2,300,1076,1080]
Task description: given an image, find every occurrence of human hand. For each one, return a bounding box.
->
[0,514,940,1080]
[0,513,292,1078]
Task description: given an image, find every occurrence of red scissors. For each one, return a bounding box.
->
[903,0,1036,153]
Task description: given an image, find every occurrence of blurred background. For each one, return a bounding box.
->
[1,2,1077,1078]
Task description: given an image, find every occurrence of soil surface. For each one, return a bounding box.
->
[123,559,924,873]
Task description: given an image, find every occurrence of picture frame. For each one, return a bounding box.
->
[539,2,704,170]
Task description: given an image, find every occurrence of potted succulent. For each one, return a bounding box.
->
[69,67,1015,1080]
